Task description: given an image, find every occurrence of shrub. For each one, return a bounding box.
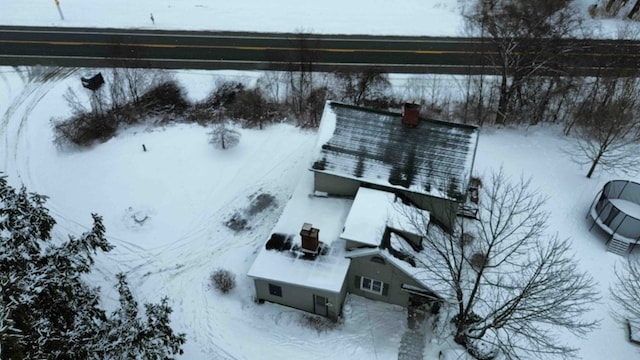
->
[53,113,118,148]
[298,314,341,333]
[211,269,236,294]
[137,81,189,115]
[224,213,248,232]
[209,122,241,150]
[588,4,598,18]
[206,81,245,109]
[54,80,189,147]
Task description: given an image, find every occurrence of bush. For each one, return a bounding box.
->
[298,314,341,333]
[53,113,118,148]
[207,81,245,109]
[211,269,236,294]
[209,122,241,150]
[588,4,598,18]
[54,80,189,147]
[137,81,189,116]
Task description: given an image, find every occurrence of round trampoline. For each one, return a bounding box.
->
[589,180,640,254]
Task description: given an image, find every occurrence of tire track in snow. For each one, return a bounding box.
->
[146,135,312,277]
[2,67,76,184]
[11,67,172,279]
[141,138,313,359]
[3,68,316,358]
[0,66,164,282]
[163,165,310,355]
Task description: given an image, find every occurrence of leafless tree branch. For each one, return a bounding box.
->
[400,169,599,359]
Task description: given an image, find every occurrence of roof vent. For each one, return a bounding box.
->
[300,223,320,255]
[402,102,420,127]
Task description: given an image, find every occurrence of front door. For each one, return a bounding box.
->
[313,295,328,316]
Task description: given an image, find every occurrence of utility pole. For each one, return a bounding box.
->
[54,0,65,20]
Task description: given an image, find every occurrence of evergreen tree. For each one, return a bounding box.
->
[96,274,185,359]
[0,176,185,359]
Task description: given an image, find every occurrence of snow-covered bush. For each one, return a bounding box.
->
[298,314,341,333]
[211,269,236,293]
[209,122,241,150]
[53,79,188,148]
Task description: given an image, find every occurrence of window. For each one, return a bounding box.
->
[268,284,282,297]
[370,256,386,265]
[360,276,384,295]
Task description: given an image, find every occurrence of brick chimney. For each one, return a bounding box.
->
[300,223,320,254]
[402,103,420,127]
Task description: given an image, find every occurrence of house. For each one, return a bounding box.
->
[341,186,430,250]
[248,102,479,320]
[247,185,353,320]
[311,102,479,230]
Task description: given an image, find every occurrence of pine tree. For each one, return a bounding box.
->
[0,176,186,359]
[96,274,186,360]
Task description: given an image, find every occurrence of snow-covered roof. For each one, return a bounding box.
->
[341,187,430,247]
[247,172,353,293]
[312,102,479,200]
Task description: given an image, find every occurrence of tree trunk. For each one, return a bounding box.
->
[606,0,617,12]
[586,151,603,178]
[496,73,509,125]
[454,331,468,347]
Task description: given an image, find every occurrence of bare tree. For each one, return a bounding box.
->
[605,0,624,14]
[305,85,333,128]
[333,68,390,106]
[399,170,599,359]
[284,31,320,126]
[62,86,91,116]
[465,0,582,125]
[256,71,285,104]
[107,44,165,108]
[570,76,640,178]
[209,122,241,150]
[599,0,640,19]
[612,257,640,340]
[629,0,640,18]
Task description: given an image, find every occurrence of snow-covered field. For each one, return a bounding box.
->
[1,65,639,360]
[2,0,640,359]
[1,0,636,37]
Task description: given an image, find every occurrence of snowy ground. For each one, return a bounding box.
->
[1,0,638,37]
[2,65,639,359]
[2,0,640,359]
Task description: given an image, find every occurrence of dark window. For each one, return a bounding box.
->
[370,256,386,264]
[360,276,384,295]
[268,284,282,297]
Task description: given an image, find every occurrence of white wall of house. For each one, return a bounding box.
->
[252,277,346,321]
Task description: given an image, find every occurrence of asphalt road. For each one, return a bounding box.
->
[1,25,639,75]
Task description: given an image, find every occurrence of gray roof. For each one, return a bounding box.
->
[312,102,479,200]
